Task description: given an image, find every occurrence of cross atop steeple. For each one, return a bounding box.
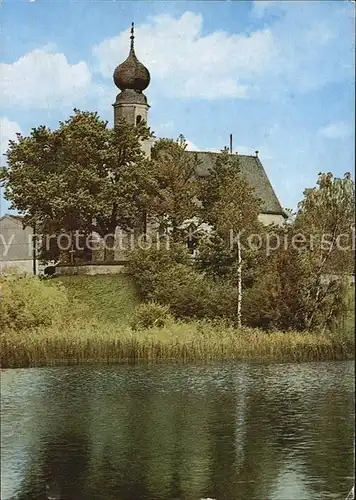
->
[130,22,135,51]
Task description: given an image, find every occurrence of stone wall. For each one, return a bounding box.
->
[0,259,37,275]
[55,263,129,276]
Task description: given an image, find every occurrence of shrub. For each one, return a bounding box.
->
[241,246,352,332]
[130,302,171,330]
[126,242,190,300]
[153,263,238,320]
[0,273,71,332]
[127,241,239,321]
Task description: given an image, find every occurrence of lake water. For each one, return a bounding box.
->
[1,361,354,500]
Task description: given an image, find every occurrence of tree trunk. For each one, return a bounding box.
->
[236,237,242,329]
[104,233,115,262]
[143,210,147,236]
[32,222,37,275]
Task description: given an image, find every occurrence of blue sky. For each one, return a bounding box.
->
[0,0,354,215]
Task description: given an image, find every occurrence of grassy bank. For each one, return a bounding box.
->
[0,275,354,368]
[54,275,139,324]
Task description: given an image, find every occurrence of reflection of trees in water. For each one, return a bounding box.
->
[16,431,91,499]
[13,364,354,500]
[15,367,96,499]
[204,375,303,500]
[297,387,354,498]
[85,369,215,499]
[166,390,213,498]
[207,389,239,499]
[234,365,355,500]
[1,370,48,500]
[230,391,302,499]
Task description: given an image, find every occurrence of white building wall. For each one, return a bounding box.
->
[0,215,39,275]
[258,213,286,226]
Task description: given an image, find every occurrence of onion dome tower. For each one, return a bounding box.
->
[112,22,150,129]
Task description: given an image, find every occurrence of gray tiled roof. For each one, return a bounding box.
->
[186,151,286,216]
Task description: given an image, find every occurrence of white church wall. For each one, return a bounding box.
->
[258,213,286,227]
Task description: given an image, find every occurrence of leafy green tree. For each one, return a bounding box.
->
[1,109,156,261]
[295,172,354,330]
[296,172,354,273]
[242,228,312,330]
[243,209,352,332]
[198,151,262,327]
[150,135,200,240]
[198,168,353,331]
[153,263,238,320]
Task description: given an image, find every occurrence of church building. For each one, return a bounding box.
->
[0,24,287,275]
[112,23,287,227]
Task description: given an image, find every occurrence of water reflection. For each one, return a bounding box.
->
[1,361,354,500]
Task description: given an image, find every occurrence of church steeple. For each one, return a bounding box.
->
[112,22,150,128]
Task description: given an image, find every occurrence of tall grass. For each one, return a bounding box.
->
[1,320,354,368]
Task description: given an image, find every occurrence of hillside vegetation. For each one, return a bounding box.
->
[0,273,354,368]
[54,275,139,324]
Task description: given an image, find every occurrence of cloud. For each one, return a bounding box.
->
[185,139,200,151]
[0,117,23,214]
[153,120,175,137]
[0,117,22,167]
[1,6,352,108]
[0,47,94,109]
[92,7,353,102]
[304,21,336,46]
[93,12,277,100]
[318,122,352,139]
[251,1,353,94]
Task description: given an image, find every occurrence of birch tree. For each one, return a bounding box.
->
[199,151,261,327]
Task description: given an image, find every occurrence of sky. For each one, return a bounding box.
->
[0,0,354,215]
